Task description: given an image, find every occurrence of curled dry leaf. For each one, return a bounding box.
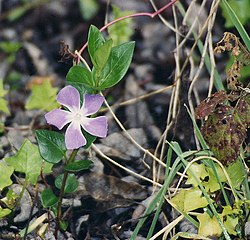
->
[226,60,244,90]
[214,32,250,91]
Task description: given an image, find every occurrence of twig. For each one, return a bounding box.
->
[100,93,187,181]
[55,149,78,239]
[174,0,208,51]
[91,143,162,187]
[177,0,221,79]
[99,84,174,113]
[77,0,179,60]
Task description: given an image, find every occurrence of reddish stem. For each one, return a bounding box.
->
[77,0,178,61]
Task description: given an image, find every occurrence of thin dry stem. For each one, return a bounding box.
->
[99,84,174,113]
[150,215,184,240]
[100,93,187,181]
[149,0,181,34]
[176,0,208,51]
[77,0,178,58]
[187,0,219,148]
[208,30,216,97]
[187,0,219,115]
[153,2,182,187]
[100,92,167,168]
[178,0,221,79]
[91,143,162,187]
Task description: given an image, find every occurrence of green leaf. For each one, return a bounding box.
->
[88,25,105,64]
[59,220,68,231]
[203,165,227,193]
[0,41,21,54]
[220,0,250,28]
[223,215,238,235]
[64,160,93,172]
[36,130,66,164]
[0,162,14,190]
[93,39,113,71]
[1,189,18,209]
[171,188,208,212]
[0,98,9,115]
[41,188,58,208]
[222,205,240,216]
[0,207,12,218]
[0,80,10,114]
[98,41,135,89]
[108,5,134,46]
[0,80,8,98]
[171,232,212,240]
[7,5,29,22]
[66,66,93,88]
[226,159,245,189]
[55,174,78,194]
[78,0,99,20]
[25,79,60,111]
[82,130,96,149]
[197,212,222,237]
[5,139,53,185]
[221,0,250,52]
[186,163,209,187]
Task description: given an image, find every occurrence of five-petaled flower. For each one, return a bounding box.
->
[45,85,108,149]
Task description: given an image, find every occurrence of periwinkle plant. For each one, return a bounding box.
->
[35,25,135,236]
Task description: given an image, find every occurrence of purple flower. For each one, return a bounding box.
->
[45,85,108,149]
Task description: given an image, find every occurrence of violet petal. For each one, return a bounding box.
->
[45,109,71,130]
[81,116,108,138]
[82,94,104,116]
[65,122,86,149]
[57,86,80,111]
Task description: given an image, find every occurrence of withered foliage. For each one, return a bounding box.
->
[195,33,250,165]
[195,90,228,119]
[214,32,250,90]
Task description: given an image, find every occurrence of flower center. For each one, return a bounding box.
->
[74,112,82,121]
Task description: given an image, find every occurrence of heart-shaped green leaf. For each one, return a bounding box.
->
[55,173,78,194]
[64,160,93,172]
[0,162,14,190]
[66,66,93,88]
[36,130,66,164]
[25,79,60,111]
[41,188,58,208]
[59,220,68,231]
[0,207,12,218]
[5,140,52,185]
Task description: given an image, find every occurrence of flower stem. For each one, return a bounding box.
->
[55,149,78,238]
[77,0,178,61]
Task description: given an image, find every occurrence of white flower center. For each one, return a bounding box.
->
[74,113,82,121]
[68,109,89,126]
